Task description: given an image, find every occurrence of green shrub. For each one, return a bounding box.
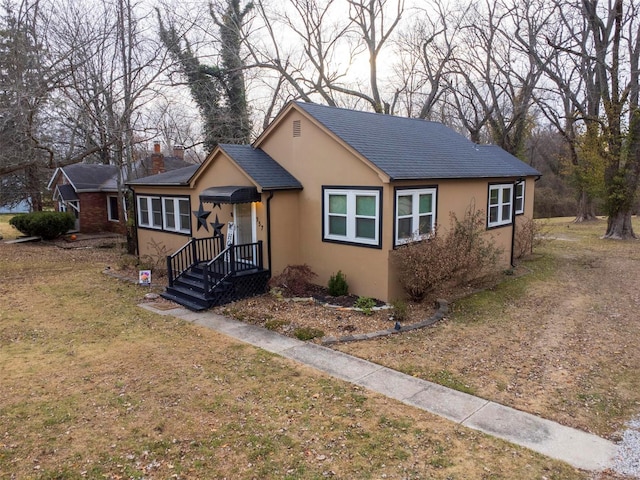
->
[293,326,325,341]
[391,299,408,322]
[328,270,349,296]
[354,296,376,315]
[9,211,75,240]
[391,205,501,301]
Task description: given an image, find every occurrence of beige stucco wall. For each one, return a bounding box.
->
[259,108,537,302]
[134,106,537,303]
[259,108,393,301]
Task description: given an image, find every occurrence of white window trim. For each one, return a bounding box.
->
[107,195,119,222]
[137,195,162,229]
[488,184,513,228]
[515,181,525,215]
[163,197,191,234]
[323,188,381,247]
[395,187,437,246]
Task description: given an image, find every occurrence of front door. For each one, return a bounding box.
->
[233,203,256,264]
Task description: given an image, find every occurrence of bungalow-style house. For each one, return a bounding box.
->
[47,144,191,234]
[128,102,540,310]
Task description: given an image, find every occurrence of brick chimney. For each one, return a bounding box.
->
[173,145,184,160]
[151,142,165,174]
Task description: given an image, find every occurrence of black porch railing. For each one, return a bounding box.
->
[203,241,263,295]
[167,236,223,287]
[167,236,264,291]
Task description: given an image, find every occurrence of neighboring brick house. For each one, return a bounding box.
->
[47,144,191,234]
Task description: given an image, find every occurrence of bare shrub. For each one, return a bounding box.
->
[514,217,541,259]
[139,238,170,271]
[392,206,502,301]
[268,264,317,296]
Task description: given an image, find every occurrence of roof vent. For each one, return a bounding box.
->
[293,120,301,137]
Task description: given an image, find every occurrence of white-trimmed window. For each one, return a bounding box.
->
[515,181,525,215]
[163,197,191,233]
[137,195,162,229]
[323,188,381,247]
[395,187,437,245]
[488,184,513,228]
[107,195,119,222]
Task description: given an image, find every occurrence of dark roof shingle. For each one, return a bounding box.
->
[219,144,302,190]
[295,102,540,180]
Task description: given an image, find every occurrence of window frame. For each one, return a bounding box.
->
[487,183,514,229]
[107,195,119,222]
[136,194,191,234]
[162,197,191,234]
[394,186,438,247]
[514,181,525,215]
[322,186,382,248]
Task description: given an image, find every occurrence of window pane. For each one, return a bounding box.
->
[515,197,524,212]
[152,198,162,226]
[418,215,432,235]
[502,204,511,221]
[489,206,498,223]
[397,218,412,239]
[179,200,190,231]
[356,195,376,216]
[179,199,189,215]
[502,187,511,204]
[397,195,412,216]
[139,198,149,225]
[490,188,499,205]
[329,194,347,214]
[329,215,346,236]
[356,218,375,239]
[164,200,175,229]
[419,194,432,214]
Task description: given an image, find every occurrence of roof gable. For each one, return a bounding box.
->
[278,101,540,181]
[218,144,302,190]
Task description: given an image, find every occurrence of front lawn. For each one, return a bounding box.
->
[338,217,640,441]
[0,219,587,479]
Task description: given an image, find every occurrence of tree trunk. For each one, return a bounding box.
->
[603,210,636,239]
[573,190,598,222]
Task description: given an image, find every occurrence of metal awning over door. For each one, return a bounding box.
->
[199,186,260,204]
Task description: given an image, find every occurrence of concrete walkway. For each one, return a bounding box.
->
[141,303,618,473]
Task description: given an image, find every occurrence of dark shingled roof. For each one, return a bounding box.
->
[127,164,199,186]
[54,184,79,201]
[219,144,302,190]
[60,163,118,191]
[295,102,540,180]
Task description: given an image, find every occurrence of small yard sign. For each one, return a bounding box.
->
[138,270,151,286]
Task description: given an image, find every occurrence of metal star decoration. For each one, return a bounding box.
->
[193,202,211,231]
[210,214,225,238]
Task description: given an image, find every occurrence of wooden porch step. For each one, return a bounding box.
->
[160,291,209,312]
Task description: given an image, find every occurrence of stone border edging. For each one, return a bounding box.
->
[321,299,449,345]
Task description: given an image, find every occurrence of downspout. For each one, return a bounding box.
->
[266,191,274,278]
[510,178,524,268]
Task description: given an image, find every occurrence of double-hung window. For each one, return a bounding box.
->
[395,187,437,245]
[137,195,162,229]
[163,197,191,233]
[488,184,513,228]
[323,187,381,247]
[515,181,525,215]
[107,195,119,222]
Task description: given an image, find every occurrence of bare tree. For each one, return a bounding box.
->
[158,0,253,150]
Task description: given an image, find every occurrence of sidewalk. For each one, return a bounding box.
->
[141,303,618,473]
